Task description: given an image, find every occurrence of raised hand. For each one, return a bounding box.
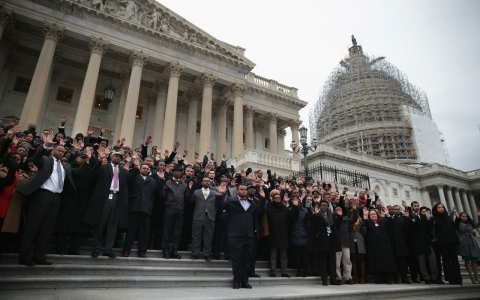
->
[425,210,432,220]
[78,140,84,149]
[355,186,359,194]
[183,150,188,157]
[87,126,94,136]
[174,141,180,151]
[61,115,67,125]
[58,137,65,147]
[29,164,38,173]
[42,132,55,147]
[292,198,299,206]
[240,169,246,179]
[181,175,186,182]
[176,152,181,160]
[100,126,105,135]
[9,117,16,127]
[335,206,343,216]
[321,178,325,184]
[206,147,211,155]
[145,136,152,145]
[12,136,18,145]
[98,146,106,160]
[363,207,369,219]
[283,193,289,202]
[217,182,227,194]
[403,209,410,218]
[222,150,227,158]
[121,138,126,146]
[133,158,140,168]
[381,206,388,217]
[402,200,407,207]
[189,180,194,189]
[343,186,349,194]
[155,153,161,161]
[158,170,165,179]
[365,188,370,196]
[230,177,237,186]
[105,146,112,157]
[164,149,169,158]
[258,187,265,198]
[314,204,320,214]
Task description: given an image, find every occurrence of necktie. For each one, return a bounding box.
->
[240,198,247,201]
[324,212,332,236]
[203,189,208,199]
[56,160,63,188]
[113,165,119,190]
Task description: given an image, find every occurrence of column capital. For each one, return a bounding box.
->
[129,50,149,67]
[459,188,468,194]
[43,21,64,43]
[435,183,445,189]
[289,119,302,130]
[89,36,109,55]
[166,61,185,78]
[154,79,168,93]
[186,89,201,101]
[243,105,256,117]
[0,7,14,28]
[121,69,131,85]
[0,36,17,52]
[444,186,452,191]
[4,55,16,70]
[215,96,230,108]
[230,82,247,97]
[277,129,287,138]
[200,72,217,87]
[420,186,429,192]
[53,51,62,65]
[398,183,404,189]
[253,121,264,132]
[177,101,189,114]
[266,112,279,124]
[147,93,157,106]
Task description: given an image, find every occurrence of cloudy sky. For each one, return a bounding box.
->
[160,0,480,171]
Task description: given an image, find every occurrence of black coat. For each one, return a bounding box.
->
[389,215,411,257]
[364,218,396,273]
[433,212,460,246]
[411,213,434,255]
[128,174,159,215]
[309,211,342,252]
[220,195,265,239]
[288,205,311,247]
[265,202,290,248]
[83,163,138,228]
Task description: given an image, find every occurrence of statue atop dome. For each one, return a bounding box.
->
[351,35,357,46]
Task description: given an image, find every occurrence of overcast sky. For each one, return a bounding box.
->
[160,0,480,172]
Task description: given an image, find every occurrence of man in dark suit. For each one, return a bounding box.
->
[217,182,266,289]
[189,176,222,261]
[84,151,139,258]
[17,132,77,266]
[122,163,158,258]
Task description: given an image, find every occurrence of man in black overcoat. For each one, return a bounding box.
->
[390,205,412,284]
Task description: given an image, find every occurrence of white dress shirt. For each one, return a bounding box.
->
[239,196,251,211]
[41,158,65,194]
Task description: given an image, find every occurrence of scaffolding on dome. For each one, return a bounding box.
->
[309,41,433,161]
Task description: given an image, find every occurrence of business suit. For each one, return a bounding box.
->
[189,188,222,257]
[123,173,158,256]
[219,194,265,286]
[84,162,138,254]
[17,147,77,263]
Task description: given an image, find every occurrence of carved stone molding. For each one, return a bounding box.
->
[147,93,157,106]
[289,119,302,130]
[231,83,247,97]
[277,129,287,138]
[398,183,404,189]
[420,187,429,192]
[166,61,185,78]
[253,121,264,132]
[214,96,230,109]
[444,186,451,191]
[243,105,256,118]
[53,51,62,64]
[154,79,168,93]
[435,183,445,188]
[129,50,149,67]
[121,69,131,85]
[266,112,279,124]
[177,101,189,114]
[0,7,14,28]
[0,36,17,52]
[384,180,391,186]
[43,21,64,43]
[186,89,201,101]
[89,36,109,55]
[200,72,217,87]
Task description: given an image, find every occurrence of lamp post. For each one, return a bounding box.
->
[290,126,318,178]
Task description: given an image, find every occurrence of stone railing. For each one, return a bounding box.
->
[227,149,300,175]
[245,72,299,98]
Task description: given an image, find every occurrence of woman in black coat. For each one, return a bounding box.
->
[432,203,462,285]
[266,189,291,277]
[362,206,396,284]
[289,196,311,277]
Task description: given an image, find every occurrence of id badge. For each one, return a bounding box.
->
[109,193,113,200]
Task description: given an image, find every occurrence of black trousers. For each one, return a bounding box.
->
[124,212,151,254]
[56,232,83,253]
[248,237,258,276]
[407,252,420,281]
[92,194,119,253]
[19,189,61,262]
[394,255,408,281]
[319,250,338,283]
[439,243,462,284]
[229,235,253,284]
[431,242,444,280]
[162,207,183,251]
[213,211,230,259]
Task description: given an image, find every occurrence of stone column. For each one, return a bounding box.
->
[198,73,217,156]
[0,7,13,41]
[72,37,109,135]
[460,189,473,219]
[277,129,286,156]
[244,105,255,149]
[119,50,148,146]
[445,186,455,211]
[267,113,279,154]
[289,119,302,159]
[113,69,130,143]
[0,36,16,75]
[177,102,189,147]
[161,62,184,150]
[185,89,201,162]
[19,21,64,129]
[254,121,264,151]
[453,188,464,213]
[420,187,431,207]
[151,79,168,148]
[468,192,478,223]
[231,83,247,156]
[436,184,448,209]
[215,97,229,158]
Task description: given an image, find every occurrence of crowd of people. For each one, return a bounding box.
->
[1,117,480,289]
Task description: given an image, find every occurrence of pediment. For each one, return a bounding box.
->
[54,0,255,71]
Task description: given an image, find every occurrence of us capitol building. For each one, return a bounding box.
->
[0,1,479,223]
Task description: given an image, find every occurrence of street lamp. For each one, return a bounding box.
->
[290,126,318,178]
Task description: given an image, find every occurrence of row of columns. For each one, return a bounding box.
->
[427,184,478,222]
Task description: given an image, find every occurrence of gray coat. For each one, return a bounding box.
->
[456,220,480,258]
[350,218,367,254]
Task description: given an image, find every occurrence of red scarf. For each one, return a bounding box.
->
[358,197,367,206]
[372,218,378,225]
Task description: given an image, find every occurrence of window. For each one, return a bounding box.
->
[196,120,201,133]
[13,76,31,93]
[136,106,143,120]
[405,191,411,199]
[56,86,74,103]
[393,188,398,197]
[94,94,110,111]
[264,137,270,149]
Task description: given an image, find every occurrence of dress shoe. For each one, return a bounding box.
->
[402,280,412,284]
[233,283,240,289]
[330,281,342,285]
[425,280,431,284]
[170,251,181,259]
[67,250,80,255]
[138,252,147,258]
[411,280,421,283]
[122,252,130,257]
[433,279,444,284]
[103,252,117,258]
[344,279,354,285]
[322,281,328,286]
[91,251,99,258]
[281,273,291,278]
[250,274,261,278]
[34,259,52,265]
[386,280,393,285]
[163,250,170,259]
[241,283,252,289]
[270,273,276,277]
[191,255,199,260]
[204,256,211,261]
[19,259,35,266]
